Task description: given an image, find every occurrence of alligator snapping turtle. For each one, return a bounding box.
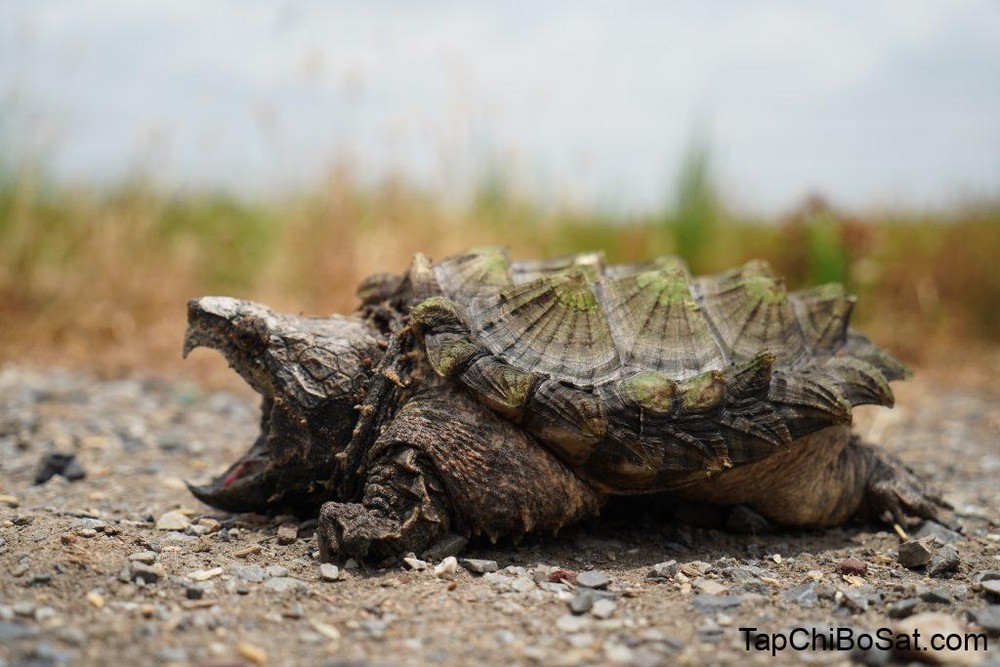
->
[183,248,946,561]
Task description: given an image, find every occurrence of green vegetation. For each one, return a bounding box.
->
[1,150,998,375]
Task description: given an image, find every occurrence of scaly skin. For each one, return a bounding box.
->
[183,253,950,562]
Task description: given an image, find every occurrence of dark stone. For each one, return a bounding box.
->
[912,521,962,546]
[919,588,950,604]
[781,582,819,607]
[967,606,1000,636]
[928,545,960,577]
[887,598,921,619]
[897,539,933,568]
[646,561,678,581]
[421,534,469,562]
[34,453,86,485]
[725,505,772,534]
[692,594,742,613]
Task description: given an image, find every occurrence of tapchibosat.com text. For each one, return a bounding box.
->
[740,626,988,657]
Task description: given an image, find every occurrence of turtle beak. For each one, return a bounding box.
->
[186,434,276,512]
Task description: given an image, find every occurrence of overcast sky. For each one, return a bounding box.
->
[2,1,998,213]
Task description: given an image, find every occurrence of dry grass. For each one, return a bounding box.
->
[1,163,998,388]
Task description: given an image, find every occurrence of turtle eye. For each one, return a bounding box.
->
[231,314,268,355]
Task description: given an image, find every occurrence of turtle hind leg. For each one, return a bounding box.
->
[675,426,949,529]
[856,440,952,528]
[318,446,450,562]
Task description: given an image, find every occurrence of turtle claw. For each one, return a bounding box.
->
[317,502,402,562]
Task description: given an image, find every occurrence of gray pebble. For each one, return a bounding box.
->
[130,563,165,585]
[590,598,616,619]
[913,521,962,546]
[233,565,267,583]
[919,588,950,604]
[319,563,340,582]
[128,551,158,565]
[0,621,36,641]
[460,558,499,574]
[575,570,610,589]
[647,560,677,581]
[974,571,1000,583]
[781,582,818,607]
[928,545,959,576]
[966,606,1000,636]
[421,533,468,562]
[981,580,1000,598]
[569,590,595,615]
[265,565,289,578]
[887,598,921,619]
[693,594,742,613]
[263,577,307,593]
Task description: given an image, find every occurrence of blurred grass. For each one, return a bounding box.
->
[1,150,998,383]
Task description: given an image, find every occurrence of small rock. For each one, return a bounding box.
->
[693,594,742,613]
[187,567,223,582]
[34,453,86,485]
[973,571,1000,583]
[76,527,98,538]
[839,558,868,576]
[696,580,728,596]
[576,570,610,589]
[920,588,951,604]
[130,563,166,585]
[421,534,469,561]
[887,598,921,619]
[185,585,205,600]
[913,521,963,546]
[725,505,771,533]
[460,558,498,574]
[590,598,616,619]
[263,577,307,593]
[839,588,873,613]
[604,642,635,664]
[981,580,1000,598]
[646,560,678,580]
[233,565,267,583]
[0,621,37,641]
[781,582,819,607]
[403,557,428,571]
[236,641,268,666]
[897,539,934,568]
[556,614,589,633]
[265,565,288,577]
[155,511,190,532]
[928,545,960,577]
[434,556,458,578]
[569,590,595,615]
[966,606,1000,636]
[319,563,340,582]
[128,551,158,565]
[276,523,298,545]
[86,591,105,609]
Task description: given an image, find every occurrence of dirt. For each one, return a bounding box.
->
[0,363,998,666]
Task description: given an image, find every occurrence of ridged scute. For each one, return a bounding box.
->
[407,248,908,493]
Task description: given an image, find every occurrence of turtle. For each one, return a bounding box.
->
[182,247,948,562]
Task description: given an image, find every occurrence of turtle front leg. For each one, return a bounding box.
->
[318,387,605,562]
[318,446,451,562]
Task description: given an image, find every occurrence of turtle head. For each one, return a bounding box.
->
[183,296,381,514]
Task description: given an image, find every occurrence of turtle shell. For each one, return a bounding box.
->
[406,247,909,493]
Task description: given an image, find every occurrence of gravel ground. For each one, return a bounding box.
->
[1,363,998,666]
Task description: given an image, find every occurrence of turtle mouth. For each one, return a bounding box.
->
[183,297,323,514]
